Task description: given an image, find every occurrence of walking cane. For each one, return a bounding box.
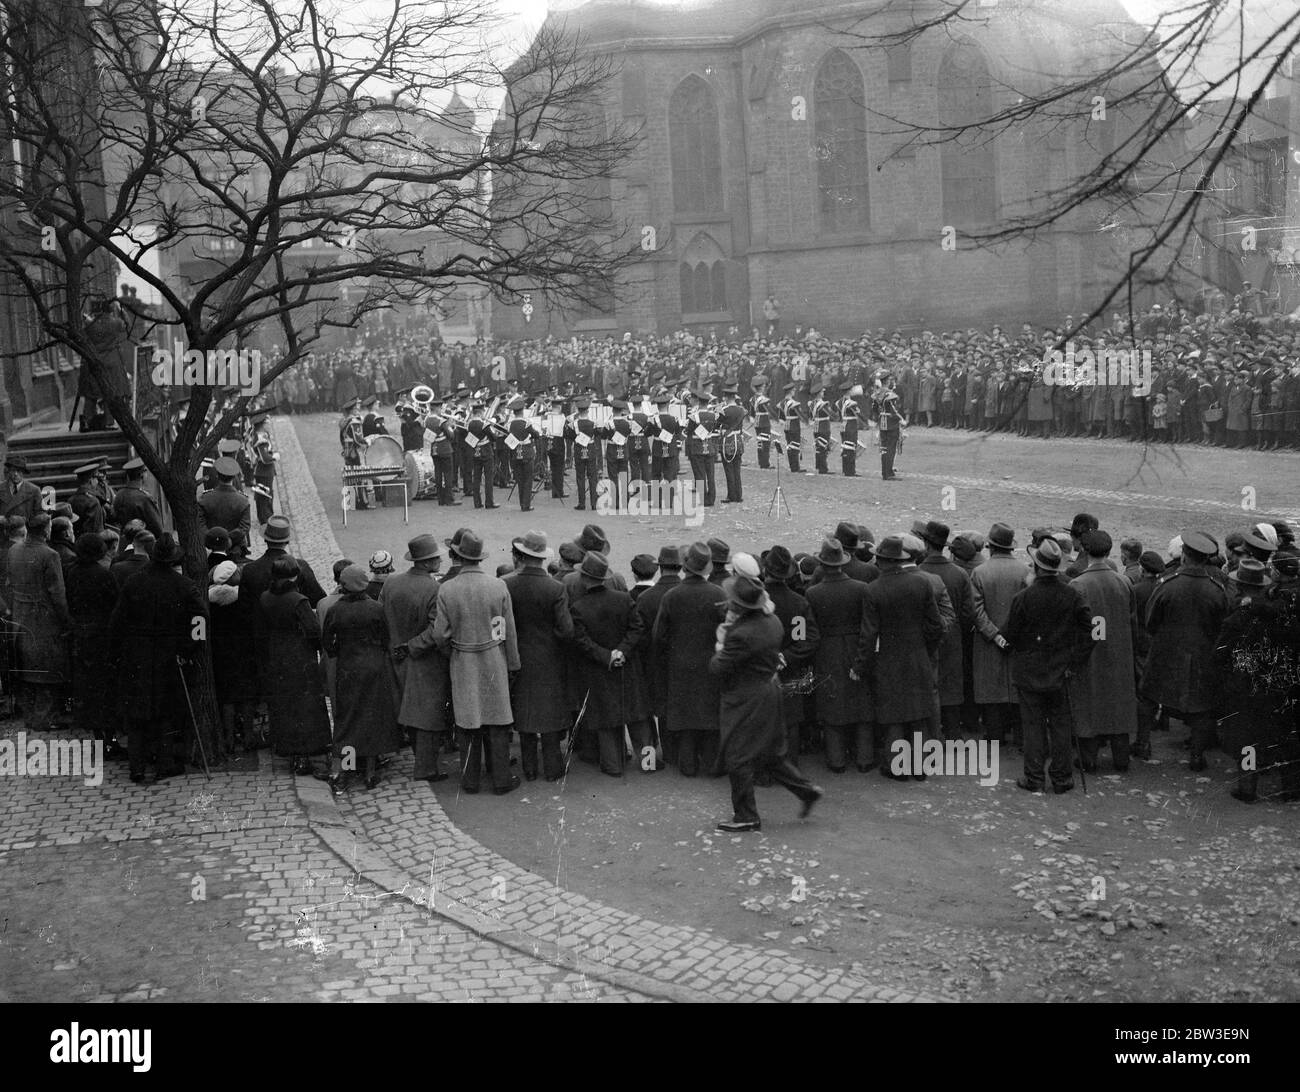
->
[176,656,213,781]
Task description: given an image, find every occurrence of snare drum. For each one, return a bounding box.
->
[404,450,437,499]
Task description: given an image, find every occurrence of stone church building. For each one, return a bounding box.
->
[491,0,1169,340]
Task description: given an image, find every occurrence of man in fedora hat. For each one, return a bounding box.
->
[852,535,943,777]
[199,457,251,537]
[1004,538,1095,793]
[634,545,683,763]
[653,541,727,776]
[569,551,655,776]
[1140,530,1231,772]
[970,523,1029,748]
[915,519,975,742]
[761,545,820,765]
[1069,529,1137,774]
[1,455,41,523]
[503,531,574,782]
[433,530,521,794]
[711,573,823,832]
[382,533,452,785]
[807,536,873,772]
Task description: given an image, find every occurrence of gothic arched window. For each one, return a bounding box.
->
[813,50,870,232]
[669,75,723,214]
[937,43,997,225]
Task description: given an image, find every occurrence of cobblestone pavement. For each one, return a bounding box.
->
[269,413,941,1002]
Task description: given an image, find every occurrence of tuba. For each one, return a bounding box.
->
[410,385,436,415]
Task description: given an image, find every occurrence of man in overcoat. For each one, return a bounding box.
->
[851,535,944,778]
[503,531,573,781]
[762,545,820,765]
[433,531,521,794]
[970,522,1029,746]
[916,519,975,740]
[382,533,452,784]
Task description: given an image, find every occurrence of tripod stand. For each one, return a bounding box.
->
[768,439,792,519]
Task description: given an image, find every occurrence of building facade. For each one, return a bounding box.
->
[491,0,1178,340]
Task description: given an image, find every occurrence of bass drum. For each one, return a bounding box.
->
[362,434,403,467]
[404,450,437,499]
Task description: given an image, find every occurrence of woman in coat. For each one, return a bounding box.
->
[208,560,259,756]
[710,574,821,833]
[324,565,404,790]
[64,533,121,757]
[260,557,333,774]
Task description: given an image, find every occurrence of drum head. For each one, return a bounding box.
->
[404,451,421,496]
[363,434,402,467]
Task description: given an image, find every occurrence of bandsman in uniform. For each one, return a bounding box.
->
[811,385,833,475]
[567,397,602,511]
[652,391,683,511]
[111,458,164,538]
[839,382,865,477]
[685,389,718,509]
[628,396,651,491]
[718,384,747,503]
[752,380,773,470]
[506,397,538,512]
[198,456,252,535]
[873,380,905,481]
[361,395,388,437]
[339,397,372,509]
[779,382,803,474]
[491,402,512,490]
[250,412,277,526]
[426,398,460,506]
[398,403,425,452]
[604,399,633,511]
[546,392,569,499]
[465,399,499,510]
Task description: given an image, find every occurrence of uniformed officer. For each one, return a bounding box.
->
[874,384,905,481]
[780,382,803,473]
[718,385,747,503]
[89,458,115,511]
[199,456,252,534]
[567,397,602,511]
[628,396,652,491]
[506,397,538,512]
[839,382,865,477]
[466,400,499,509]
[426,398,460,506]
[546,394,568,499]
[361,395,387,437]
[752,380,773,470]
[69,462,106,534]
[812,386,833,474]
[604,399,633,511]
[250,412,277,525]
[339,397,371,509]
[111,457,164,537]
[652,391,682,510]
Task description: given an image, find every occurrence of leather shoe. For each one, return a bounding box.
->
[716,819,761,833]
[1052,781,1075,794]
[798,786,824,819]
[1015,777,1044,793]
[485,504,500,509]
[424,772,449,783]
[1188,755,1208,772]
[493,774,521,796]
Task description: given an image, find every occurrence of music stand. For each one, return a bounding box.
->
[768,438,792,519]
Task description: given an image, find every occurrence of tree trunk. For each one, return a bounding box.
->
[159,465,226,767]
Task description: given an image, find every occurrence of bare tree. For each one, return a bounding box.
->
[0,0,638,758]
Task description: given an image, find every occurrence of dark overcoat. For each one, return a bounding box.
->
[709,611,786,771]
[920,555,975,706]
[970,553,1029,704]
[570,584,648,730]
[8,540,71,688]
[805,570,871,725]
[632,572,680,717]
[1140,564,1231,714]
[504,567,574,734]
[854,568,943,723]
[259,588,332,755]
[109,562,205,721]
[1069,562,1138,737]
[379,568,451,733]
[652,574,726,733]
[65,558,119,716]
[765,578,819,728]
[324,593,404,759]
[1004,575,1095,693]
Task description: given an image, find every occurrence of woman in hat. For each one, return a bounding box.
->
[259,557,333,776]
[367,549,395,600]
[323,565,404,790]
[64,532,123,758]
[709,573,822,832]
[208,559,260,755]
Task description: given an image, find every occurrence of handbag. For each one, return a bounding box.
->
[1202,402,1223,423]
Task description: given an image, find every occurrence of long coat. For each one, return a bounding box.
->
[208,583,258,706]
[765,578,820,729]
[109,562,205,722]
[1215,587,1300,765]
[1004,575,1095,693]
[240,547,328,699]
[570,584,648,730]
[805,570,871,726]
[1069,562,1138,738]
[632,572,680,718]
[504,567,574,733]
[433,565,520,730]
[379,568,451,733]
[7,539,72,689]
[920,555,974,706]
[709,611,787,772]
[259,589,332,755]
[65,558,119,725]
[323,593,404,758]
[1140,564,1231,714]
[316,591,343,705]
[970,553,1030,704]
[854,568,943,724]
[652,574,726,733]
